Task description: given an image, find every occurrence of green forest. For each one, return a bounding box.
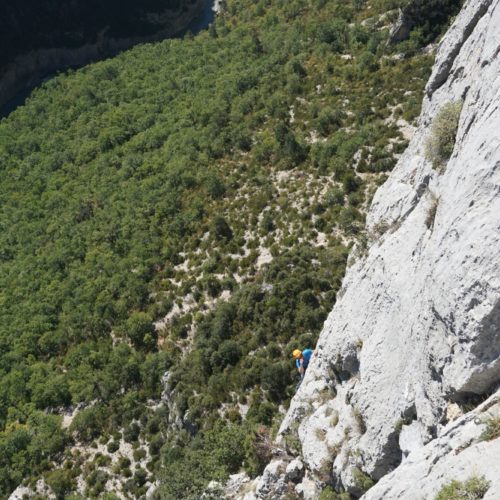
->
[0,0,461,497]
[1,0,187,68]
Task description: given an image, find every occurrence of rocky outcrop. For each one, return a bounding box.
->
[388,0,463,44]
[364,391,500,499]
[245,0,500,497]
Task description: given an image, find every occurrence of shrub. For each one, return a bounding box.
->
[45,469,75,499]
[319,486,350,500]
[480,417,500,441]
[95,454,111,467]
[124,312,156,350]
[435,475,490,500]
[425,194,439,229]
[244,425,273,476]
[123,422,141,443]
[260,212,275,234]
[69,406,107,443]
[134,468,148,487]
[325,187,345,207]
[261,363,292,402]
[352,467,374,493]
[211,340,242,370]
[212,216,234,241]
[86,469,109,495]
[342,172,362,193]
[205,173,226,199]
[149,434,164,456]
[133,448,147,462]
[425,101,462,171]
[107,440,119,453]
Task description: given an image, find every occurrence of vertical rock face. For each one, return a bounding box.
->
[250,0,500,497]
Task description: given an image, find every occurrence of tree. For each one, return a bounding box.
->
[124,312,156,350]
[211,216,233,241]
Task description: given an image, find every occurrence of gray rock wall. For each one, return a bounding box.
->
[245,0,500,497]
[364,390,500,499]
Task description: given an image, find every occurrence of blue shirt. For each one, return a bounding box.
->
[296,348,313,369]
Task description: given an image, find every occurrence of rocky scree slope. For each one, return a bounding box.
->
[239,0,500,497]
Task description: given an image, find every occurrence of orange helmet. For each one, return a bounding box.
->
[292,349,302,359]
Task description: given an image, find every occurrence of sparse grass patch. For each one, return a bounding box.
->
[425,101,462,171]
[319,386,337,403]
[480,417,500,441]
[330,411,340,427]
[435,475,490,500]
[327,441,341,457]
[370,219,391,240]
[353,408,367,434]
[315,427,328,441]
[393,413,414,434]
[425,194,440,230]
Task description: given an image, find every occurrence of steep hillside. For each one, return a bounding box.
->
[245,0,500,498]
[0,0,207,108]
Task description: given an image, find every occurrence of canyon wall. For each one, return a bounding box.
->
[0,0,207,109]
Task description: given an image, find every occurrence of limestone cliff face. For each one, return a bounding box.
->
[241,0,500,497]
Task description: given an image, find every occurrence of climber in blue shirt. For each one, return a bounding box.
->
[293,348,313,388]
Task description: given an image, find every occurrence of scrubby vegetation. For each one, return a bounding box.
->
[0,0,459,496]
[435,475,491,500]
[352,467,375,494]
[480,417,500,441]
[319,485,350,500]
[425,193,439,229]
[425,100,463,171]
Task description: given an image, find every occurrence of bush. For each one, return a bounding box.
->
[134,467,148,487]
[425,101,462,171]
[123,422,140,443]
[45,469,76,499]
[211,340,242,370]
[107,440,119,453]
[212,216,234,241]
[124,312,156,350]
[133,447,147,462]
[435,475,490,500]
[325,187,345,207]
[261,363,292,402]
[69,406,107,443]
[425,194,439,229]
[243,425,273,476]
[205,173,226,199]
[86,469,109,496]
[319,486,350,500]
[480,417,500,441]
[352,467,374,493]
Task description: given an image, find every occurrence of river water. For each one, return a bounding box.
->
[0,0,219,119]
